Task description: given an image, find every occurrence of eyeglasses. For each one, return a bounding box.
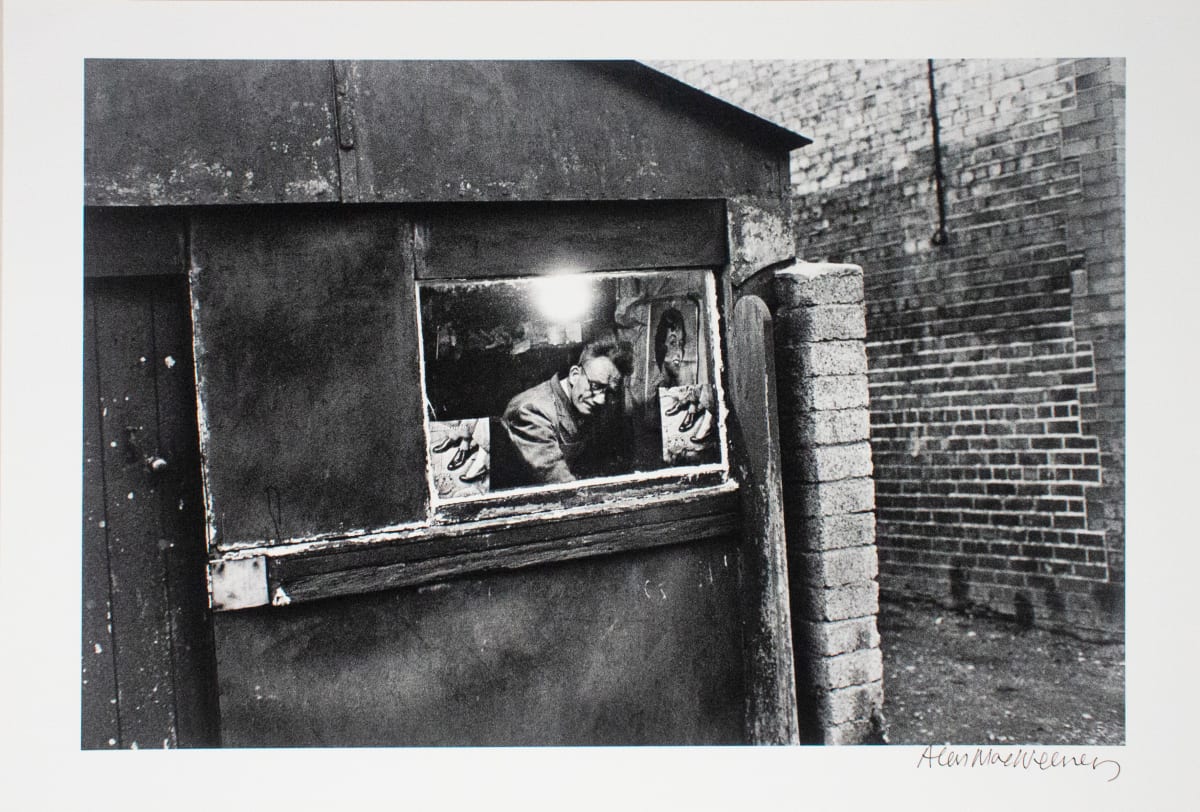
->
[581,370,620,399]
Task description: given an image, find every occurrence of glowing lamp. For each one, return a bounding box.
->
[532,271,592,323]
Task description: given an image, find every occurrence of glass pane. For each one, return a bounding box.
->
[417,270,723,498]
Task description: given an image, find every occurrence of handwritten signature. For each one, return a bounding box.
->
[916,744,1121,782]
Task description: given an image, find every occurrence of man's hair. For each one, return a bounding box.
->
[654,308,687,370]
[578,337,634,376]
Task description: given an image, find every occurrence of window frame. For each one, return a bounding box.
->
[194,199,748,610]
[414,267,733,524]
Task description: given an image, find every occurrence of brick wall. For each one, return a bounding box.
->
[654,59,1125,637]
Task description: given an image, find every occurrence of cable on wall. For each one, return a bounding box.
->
[926,59,950,246]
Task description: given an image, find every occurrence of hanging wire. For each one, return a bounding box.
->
[927,59,950,246]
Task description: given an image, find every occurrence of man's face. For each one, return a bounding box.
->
[567,356,622,417]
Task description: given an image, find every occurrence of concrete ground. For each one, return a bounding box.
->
[877,596,1124,746]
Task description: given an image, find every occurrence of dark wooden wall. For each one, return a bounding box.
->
[84,61,804,208]
[81,201,799,748]
[216,536,747,747]
[80,61,806,748]
[83,276,219,748]
[189,206,428,548]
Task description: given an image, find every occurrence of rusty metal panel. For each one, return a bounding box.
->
[415,200,727,279]
[85,60,340,206]
[189,207,428,550]
[214,536,746,746]
[344,61,786,203]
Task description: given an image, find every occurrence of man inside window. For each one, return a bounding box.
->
[498,338,633,485]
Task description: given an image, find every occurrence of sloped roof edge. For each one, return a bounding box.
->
[586,60,813,151]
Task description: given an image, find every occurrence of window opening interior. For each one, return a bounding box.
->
[416,269,727,503]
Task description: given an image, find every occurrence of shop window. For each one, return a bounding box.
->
[417,269,727,502]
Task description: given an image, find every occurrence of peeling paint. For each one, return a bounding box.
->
[93,643,103,654]
[272,586,292,606]
[211,480,739,562]
[283,176,335,199]
[164,355,176,368]
[727,197,796,285]
[188,267,219,553]
[642,580,668,601]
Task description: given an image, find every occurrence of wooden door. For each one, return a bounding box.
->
[82,274,219,748]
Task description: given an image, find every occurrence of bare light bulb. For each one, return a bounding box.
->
[532,271,591,323]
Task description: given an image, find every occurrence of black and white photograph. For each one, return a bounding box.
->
[76,51,1127,749]
[2,0,1196,809]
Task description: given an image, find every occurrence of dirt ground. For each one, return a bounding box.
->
[878,597,1125,745]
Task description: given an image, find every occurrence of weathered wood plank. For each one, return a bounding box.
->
[415,200,727,279]
[346,61,785,203]
[726,196,797,287]
[728,293,800,744]
[270,482,740,581]
[92,280,178,748]
[150,281,220,746]
[189,207,428,549]
[83,208,186,278]
[272,511,741,605]
[85,60,341,206]
[83,60,806,208]
[82,287,120,749]
[217,537,747,746]
[431,470,729,526]
[332,61,363,202]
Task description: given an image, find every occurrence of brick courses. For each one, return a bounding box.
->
[653,58,1125,736]
[772,263,884,744]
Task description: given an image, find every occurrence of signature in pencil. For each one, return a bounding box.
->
[916,743,1121,782]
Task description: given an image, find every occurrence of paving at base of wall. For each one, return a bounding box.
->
[879,596,1123,746]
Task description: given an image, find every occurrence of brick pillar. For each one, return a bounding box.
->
[773,262,884,745]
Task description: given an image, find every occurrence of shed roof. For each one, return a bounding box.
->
[598,61,812,151]
[85,59,810,207]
